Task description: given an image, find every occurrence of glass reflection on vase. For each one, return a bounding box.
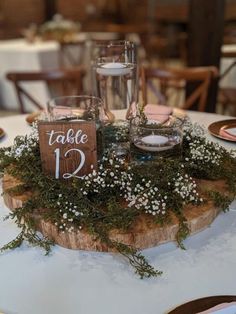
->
[103,119,130,160]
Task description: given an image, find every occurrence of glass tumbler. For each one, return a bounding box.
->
[130,115,184,162]
[47,95,106,158]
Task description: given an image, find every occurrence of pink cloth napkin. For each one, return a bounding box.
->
[52,107,72,116]
[197,302,236,313]
[219,125,236,141]
[52,108,86,118]
[144,104,173,123]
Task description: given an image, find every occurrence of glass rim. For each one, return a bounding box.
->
[94,40,136,48]
[47,95,104,108]
[131,115,184,130]
[96,56,136,64]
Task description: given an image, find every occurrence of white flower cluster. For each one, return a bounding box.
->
[4,123,39,159]
[184,122,205,140]
[104,121,129,144]
[183,121,223,166]
[55,194,83,233]
[186,139,221,166]
[54,157,204,227]
[81,158,168,217]
[174,172,202,203]
[114,125,129,142]
[81,158,130,195]
[125,179,168,216]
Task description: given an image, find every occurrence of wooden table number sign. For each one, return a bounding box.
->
[38,120,97,179]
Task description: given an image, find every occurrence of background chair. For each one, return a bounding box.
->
[141,66,218,111]
[6,67,86,113]
[218,59,236,116]
[59,41,86,67]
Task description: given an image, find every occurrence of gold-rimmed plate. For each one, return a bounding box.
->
[208,119,236,142]
[168,295,236,314]
[0,128,6,140]
[173,108,187,119]
[26,111,42,125]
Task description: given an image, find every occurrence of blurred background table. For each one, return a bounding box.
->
[0,39,59,112]
[0,34,122,113]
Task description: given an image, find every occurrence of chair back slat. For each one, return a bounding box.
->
[17,84,44,110]
[59,41,86,67]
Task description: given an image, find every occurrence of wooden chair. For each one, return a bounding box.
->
[218,60,236,116]
[222,49,236,58]
[6,67,86,113]
[59,41,86,67]
[141,66,218,111]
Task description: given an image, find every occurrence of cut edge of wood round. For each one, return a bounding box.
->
[2,173,227,252]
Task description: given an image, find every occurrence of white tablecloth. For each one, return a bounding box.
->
[0,111,235,314]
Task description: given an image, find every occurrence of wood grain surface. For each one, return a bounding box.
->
[2,174,230,252]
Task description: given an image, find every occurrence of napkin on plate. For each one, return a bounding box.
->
[219,125,236,141]
[197,302,236,314]
[143,104,173,123]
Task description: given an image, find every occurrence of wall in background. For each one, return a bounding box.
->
[0,0,45,38]
[0,0,235,39]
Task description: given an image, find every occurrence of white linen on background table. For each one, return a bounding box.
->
[0,35,117,113]
[0,111,235,314]
[220,44,236,88]
[0,39,60,112]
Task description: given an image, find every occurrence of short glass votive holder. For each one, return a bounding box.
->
[130,115,183,162]
[47,95,105,122]
[47,95,106,159]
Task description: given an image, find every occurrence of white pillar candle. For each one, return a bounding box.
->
[134,134,170,152]
[96,62,131,76]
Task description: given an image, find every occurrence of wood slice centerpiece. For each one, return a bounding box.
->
[2,173,229,252]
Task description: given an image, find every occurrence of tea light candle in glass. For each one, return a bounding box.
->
[130,115,183,161]
[95,57,138,113]
[92,40,138,120]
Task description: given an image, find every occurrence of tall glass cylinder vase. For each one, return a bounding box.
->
[91,40,137,66]
[92,41,138,122]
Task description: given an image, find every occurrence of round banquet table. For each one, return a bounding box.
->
[0,111,235,314]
